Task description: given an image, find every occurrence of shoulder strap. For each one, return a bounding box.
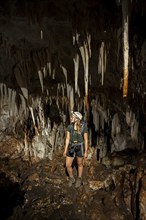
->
[81,121,86,137]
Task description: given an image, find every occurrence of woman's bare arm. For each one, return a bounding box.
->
[84,132,88,158]
[63,131,70,157]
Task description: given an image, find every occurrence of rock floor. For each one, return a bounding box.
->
[0,147,145,220]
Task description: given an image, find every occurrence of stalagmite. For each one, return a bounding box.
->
[122,0,129,97]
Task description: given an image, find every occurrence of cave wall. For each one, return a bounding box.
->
[0,0,146,161]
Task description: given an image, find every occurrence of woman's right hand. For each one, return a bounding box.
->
[63,151,67,157]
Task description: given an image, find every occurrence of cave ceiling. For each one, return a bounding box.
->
[0,0,146,111]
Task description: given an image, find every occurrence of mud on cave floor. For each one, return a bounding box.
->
[0,147,141,220]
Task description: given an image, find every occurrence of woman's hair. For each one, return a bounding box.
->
[71,111,83,134]
[76,120,82,134]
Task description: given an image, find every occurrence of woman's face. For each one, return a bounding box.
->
[70,115,76,123]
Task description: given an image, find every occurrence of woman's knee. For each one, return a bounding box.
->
[66,157,73,168]
[77,159,83,167]
[66,162,72,169]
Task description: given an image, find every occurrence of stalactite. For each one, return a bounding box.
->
[61,84,66,111]
[73,32,79,45]
[111,113,120,138]
[37,51,43,69]
[4,83,7,104]
[29,106,39,136]
[67,84,74,112]
[117,28,122,66]
[98,41,106,86]
[19,93,27,116]
[77,87,80,98]
[38,70,44,93]
[57,83,60,97]
[11,90,17,117]
[73,53,79,94]
[8,88,12,116]
[43,66,47,78]
[14,67,28,100]
[52,68,55,79]
[70,87,74,112]
[41,30,43,40]
[122,0,129,97]
[37,98,45,131]
[61,84,65,97]
[33,52,40,71]
[0,83,4,108]
[91,99,99,132]
[49,122,58,160]
[79,33,91,118]
[130,113,139,143]
[60,65,67,86]
[47,62,52,76]
[125,107,131,126]
[24,133,29,159]
[55,97,59,109]
[73,32,80,95]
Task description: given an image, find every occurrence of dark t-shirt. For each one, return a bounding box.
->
[67,122,88,143]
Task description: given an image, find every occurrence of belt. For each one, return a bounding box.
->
[71,142,83,147]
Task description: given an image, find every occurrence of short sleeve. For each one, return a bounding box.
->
[83,123,88,133]
[67,124,72,133]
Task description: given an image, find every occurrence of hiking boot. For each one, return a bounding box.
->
[75,177,82,188]
[68,176,75,187]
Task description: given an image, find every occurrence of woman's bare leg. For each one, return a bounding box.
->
[77,157,84,177]
[66,156,74,177]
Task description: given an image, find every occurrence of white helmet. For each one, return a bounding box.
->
[72,111,83,121]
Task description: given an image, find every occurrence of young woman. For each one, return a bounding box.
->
[63,111,88,187]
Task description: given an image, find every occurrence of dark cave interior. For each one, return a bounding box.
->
[1,0,146,219]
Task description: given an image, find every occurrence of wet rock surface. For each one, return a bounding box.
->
[0,147,146,220]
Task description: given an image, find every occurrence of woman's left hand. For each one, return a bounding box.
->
[84,151,88,159]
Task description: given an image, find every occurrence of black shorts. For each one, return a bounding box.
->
[67,143,84,158]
